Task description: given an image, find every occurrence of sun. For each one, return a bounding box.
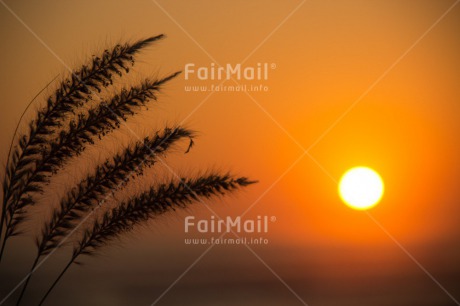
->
[338,166,384,210]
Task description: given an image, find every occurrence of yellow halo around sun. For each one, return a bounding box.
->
[338,166,384,210]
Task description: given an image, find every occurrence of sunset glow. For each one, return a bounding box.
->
[1,1,459,305]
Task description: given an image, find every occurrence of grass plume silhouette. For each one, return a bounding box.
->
[39,175,254,304]
[1,35,166,255]
[0,35,256,305]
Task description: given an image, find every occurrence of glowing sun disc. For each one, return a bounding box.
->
[338,167,384,210]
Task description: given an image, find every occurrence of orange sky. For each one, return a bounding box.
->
[1,1,460,305]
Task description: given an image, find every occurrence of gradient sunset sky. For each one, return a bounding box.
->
[1,1,460,305]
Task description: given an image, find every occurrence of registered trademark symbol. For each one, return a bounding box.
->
[270,216,276,222]
[270,63,276,69]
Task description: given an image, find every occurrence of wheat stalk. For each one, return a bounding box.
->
[39,175,255,304]
[0,35,165,259]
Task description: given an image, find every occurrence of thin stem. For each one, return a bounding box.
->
[0,210,4,261]
[0,216,12,263]
[5,75,60,179]
[0,75,59,260]
[38,257,75,306]
[0,229,7,263]
[16,254,40,306]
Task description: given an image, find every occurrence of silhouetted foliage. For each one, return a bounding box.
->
[0,36,255,305]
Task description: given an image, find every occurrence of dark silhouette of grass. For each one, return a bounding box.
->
[0,36,256,305]
[18,127,194,303]
[0,35,165,258]
[39,175,254,305]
